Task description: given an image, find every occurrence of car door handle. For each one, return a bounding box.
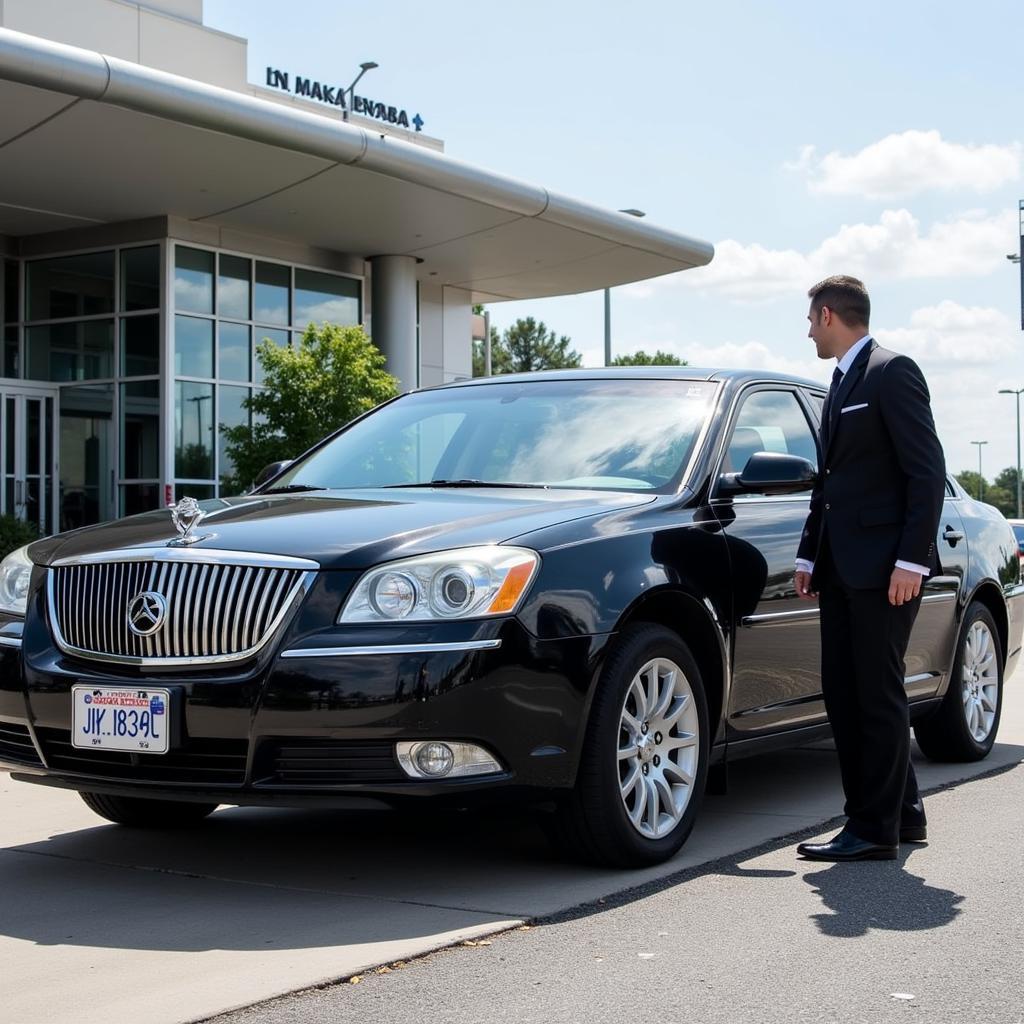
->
[943,525,964,546]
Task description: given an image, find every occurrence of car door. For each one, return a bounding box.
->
[712,384,826,737]
[904,480,968,700]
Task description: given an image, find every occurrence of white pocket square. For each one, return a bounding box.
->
[840,402,868,414]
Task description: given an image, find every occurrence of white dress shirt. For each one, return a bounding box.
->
[795,335,930,579]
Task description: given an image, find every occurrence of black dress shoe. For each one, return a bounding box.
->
[797,829,898,861]
[900,823,927,843]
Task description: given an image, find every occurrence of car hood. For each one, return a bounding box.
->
[29,488,657,569]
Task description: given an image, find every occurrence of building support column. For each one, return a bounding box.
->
[369,255,418,391]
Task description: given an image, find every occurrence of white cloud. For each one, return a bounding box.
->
[601,302,1021,476]
[876,301,1018,366]
[791,130,1021,199]
[869,301,1020,473]
[653,208,1018,303]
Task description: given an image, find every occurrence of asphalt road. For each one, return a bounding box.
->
[208,761,1024,1024]
[3,663,1022,1024]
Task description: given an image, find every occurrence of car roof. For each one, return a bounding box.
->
[418,367,827,392]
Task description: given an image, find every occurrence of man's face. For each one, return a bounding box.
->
[807,303,834,360]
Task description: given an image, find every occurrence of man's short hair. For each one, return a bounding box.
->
[808,275,870,328]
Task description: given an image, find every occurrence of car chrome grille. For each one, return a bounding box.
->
[48,552,315,666]
[36,727,248,786]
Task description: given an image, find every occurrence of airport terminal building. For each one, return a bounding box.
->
[0,0,712,534]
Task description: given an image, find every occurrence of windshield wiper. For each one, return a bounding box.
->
[382,479,549,489]
[261,484,326,494]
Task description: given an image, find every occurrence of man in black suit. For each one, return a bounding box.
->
[794,275,946,862]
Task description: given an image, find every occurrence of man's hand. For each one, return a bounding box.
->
[888,567,923,606]
[795,570,816,600]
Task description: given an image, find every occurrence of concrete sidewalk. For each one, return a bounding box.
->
[1,664,1021,1024]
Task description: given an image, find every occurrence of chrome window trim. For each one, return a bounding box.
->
[280,639,503,659]
[50,548,320,570]
[46,563,317,668]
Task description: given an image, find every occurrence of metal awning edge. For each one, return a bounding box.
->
[0,27,714,269]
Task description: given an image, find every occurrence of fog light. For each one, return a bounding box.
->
[396,741,503,780]
[416,742,454,777]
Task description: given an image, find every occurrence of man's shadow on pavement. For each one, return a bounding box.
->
[804,848,964,937]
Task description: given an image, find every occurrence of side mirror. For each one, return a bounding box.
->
[719,451,817,496]
[252,459,293,491]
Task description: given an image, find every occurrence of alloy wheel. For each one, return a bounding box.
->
[961,620,998,743]
[617,657,700,839]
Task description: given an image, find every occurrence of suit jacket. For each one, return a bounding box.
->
[797,339,946,590]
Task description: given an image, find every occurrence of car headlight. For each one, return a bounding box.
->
[339,546,539,623]
[0,545,34,616]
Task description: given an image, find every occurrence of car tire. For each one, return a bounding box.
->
[548,623,709,868]
[914,601,1003,762]
[79,791,219,827]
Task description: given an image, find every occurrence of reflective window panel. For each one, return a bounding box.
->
[59,383,114,530]
[218,384,250,495]
[175,315,213,378]
[294,269,360,328]
[27,251,115,321]
[121,482,160,518]
[3,325,18,378]
[174,483,215,502]
[175,380,214,479]
[121,380,160,479]
[218,322,250,382]
[26,320,114,381]
[253,328,290,385]
[120,246,160,312]
[3,260,17,323]
[218,254,251,320]
[121,314,160,376]
[254,262,289,324]
[174,247,214,314]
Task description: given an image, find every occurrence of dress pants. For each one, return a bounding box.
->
[816,545,925,845]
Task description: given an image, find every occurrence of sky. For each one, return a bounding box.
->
[205,0,1024,481]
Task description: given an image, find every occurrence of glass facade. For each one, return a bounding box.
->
[171,244,361,498]
[5,244,160,528]
[0,241,362,532]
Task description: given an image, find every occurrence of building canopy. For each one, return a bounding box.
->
[0,27,713,303]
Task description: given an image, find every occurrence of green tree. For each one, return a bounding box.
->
[611,349,686,366]
[503,317,582,375]
[220,323,399,493]
[471,303,500,377]
[994,466,1021,515]
[984,485,1015,518]
[954,469,1016,516]
[955,470,985,500]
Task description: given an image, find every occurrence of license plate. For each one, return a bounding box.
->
[71,686,171,754]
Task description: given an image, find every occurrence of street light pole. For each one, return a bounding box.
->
[998,388,1024,518]
[603,287,611,366]
[342,61,378,121]
[970,440,988,501]
[603,208,646,366]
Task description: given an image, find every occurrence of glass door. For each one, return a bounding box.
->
[0,382,59,536]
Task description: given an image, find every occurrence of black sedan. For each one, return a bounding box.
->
[1,370,1021,867]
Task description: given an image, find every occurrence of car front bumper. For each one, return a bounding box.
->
[0,598,611,807]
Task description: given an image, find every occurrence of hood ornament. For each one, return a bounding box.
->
[168,496,211,547]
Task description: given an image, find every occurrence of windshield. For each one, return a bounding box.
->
[269,378,718,493]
